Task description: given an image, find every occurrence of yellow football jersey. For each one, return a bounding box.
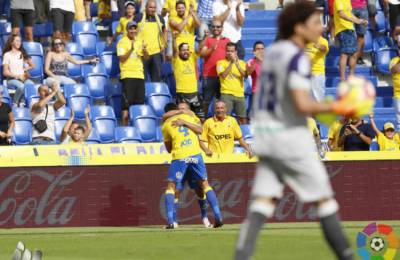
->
[162,114,202,160]
[328,120,345,151]
[304,37,329,76]
[334,0,354,35]
[216,59,246,97]
[377,132,400,151]
[117,36,144,79]
[172,53,198,94]
[390,57,400,98]
[201,116,242,153]
[116,16,134,36]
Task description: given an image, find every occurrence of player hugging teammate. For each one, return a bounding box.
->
[162,102,223,229]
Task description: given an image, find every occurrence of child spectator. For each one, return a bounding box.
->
[109,1,137,45]
[369,114,400,151]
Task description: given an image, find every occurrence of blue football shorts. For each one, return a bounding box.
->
[167,154,207,190]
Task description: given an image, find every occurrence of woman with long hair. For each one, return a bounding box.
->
[44,37,98,88]
[2,34,34,107]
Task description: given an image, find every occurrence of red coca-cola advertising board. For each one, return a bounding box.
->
[0,161,399,228]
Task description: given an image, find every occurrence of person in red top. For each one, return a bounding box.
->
[246,41,264,114]
[198,18,230,117]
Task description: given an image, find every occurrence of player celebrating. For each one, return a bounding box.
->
[235,1,355,260]
[162,103,223,229]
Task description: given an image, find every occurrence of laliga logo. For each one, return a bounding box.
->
[357,222,399,260]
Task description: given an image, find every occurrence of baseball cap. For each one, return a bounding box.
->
[384,122,395,131]
[126,21,138,29]
[125,1,136,7]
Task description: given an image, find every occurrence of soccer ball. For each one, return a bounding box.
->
[337,76,376,117]
[370,237,385,252]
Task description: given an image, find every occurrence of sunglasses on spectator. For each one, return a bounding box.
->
[211,25,222,28]
[54,42,64,46]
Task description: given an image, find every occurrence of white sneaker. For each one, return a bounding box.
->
[173,222,179,228]
[202,218,213,228]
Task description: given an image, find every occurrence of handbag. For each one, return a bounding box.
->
[33,105,48,133]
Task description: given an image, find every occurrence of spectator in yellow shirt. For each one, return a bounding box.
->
[109,1,137,45]
[369,114,400,151]
[117,21,149,125]
[328,117,349,151]
[169,0,200,52]
[334,0,368,81]
[172,32,205,120]
[216,42,247,124]
[305,36,329,102]
[200,100,252,157]
[390,54,400,130]
[307,117,325,157]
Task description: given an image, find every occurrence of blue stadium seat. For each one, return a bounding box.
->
[90,2,98,17]
[370,140,380,151]
[24,83,40,107]
[376,86,393,97]
[161,62,176,97]
[373,35,396,52]
[86,127,102,144]
[54,107,72,143]
[72,22,99,57]
[145,82,172,117]
[374,48,397,74]
[83,63,108,100]
[33,22,53,38]
[106,83,122,119]
[375,11,388,33]
[241,28,277,36]
[64,84,92,120]
[243,19,276,28]
[325,55,340,68]
[115,126,142,143]
[12,107,32,145]
[1,86,11,104]
[156,126,163,142]
[364,29,373,53]
[245,10,280,19]
[55,106,71,118]
[129,105,158,142]
[66,42,84,80]
[23,42,44,82]
[91,105,116,143]
[145,82,171,96]
[240,124,253,141]
[96,41,107,55]
[0,22,11,45]
[100,48,120,78]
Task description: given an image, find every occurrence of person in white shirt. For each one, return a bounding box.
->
[50,0,76,41]
[31,83,66,145]
[212,0,245,59]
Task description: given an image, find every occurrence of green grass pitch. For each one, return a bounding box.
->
[1,221,400,260]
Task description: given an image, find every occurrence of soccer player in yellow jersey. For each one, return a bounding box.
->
[169,1,200,51]
[162,103,223,229]
[305,36,329,101]
[172,31,205,119]
[109,1,136,45]
[334,0,368,81]
[117,21,149,125]
[201,100,252,157]
[390,53,400,130]
[217,42,248,124]
[369,114,400,151]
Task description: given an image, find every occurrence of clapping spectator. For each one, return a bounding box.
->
[44,37,98,88]
[2,34,34,107]
[304,35,329,101]
[169,1,200,52]
[30,84,66,145]
[60,107,92,144]
[0,87,15,145]
[10,0,35,41]
[198,18,230,116]
[212,0,245,59]
[369,114,400,151]
[338,116,375,151]
[109,1,137,45]
[246,41,264,113]
[200,100,252,157]
[50,0,75,41]
[136,0,167,82]
[216,42,247,124]
[117,21,149,125]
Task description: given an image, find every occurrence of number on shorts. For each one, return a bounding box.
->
[179,126,189,137]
